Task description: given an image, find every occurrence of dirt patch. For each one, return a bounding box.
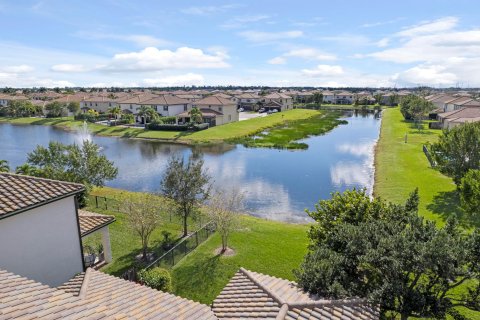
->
[214,247,236,256]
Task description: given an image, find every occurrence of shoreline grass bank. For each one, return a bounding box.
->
[0,109,322,147]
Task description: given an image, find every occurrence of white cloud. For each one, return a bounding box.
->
[268,57,286,65]
[1,64,34,73]
[101,47,230,72]
[143,73,205,86]
[396,16,458,37]
[75,32,172,47]
[238,30,303,42]
[393,64,458,86]
[181,4,241,15]
[361,17,405,28]
[221,15,271,29]
[301,64,344,77]
[376,38,389,47]
[51,64,89,72]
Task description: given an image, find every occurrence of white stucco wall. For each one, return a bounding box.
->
[0,196,83,287]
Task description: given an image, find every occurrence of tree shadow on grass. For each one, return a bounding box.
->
[426,190,480,228]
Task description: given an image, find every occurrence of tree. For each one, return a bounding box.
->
[138,267,172,291]
[295,189,480,320]
[430,122,480,185]
[312,92,323,104]
[459,169,480,216]
[188,107,203,124]
[45,101,67,117]
[6,100,39,117]
[0,160,10,172]
[374,93,383,105]
[137,105,158,124]
[26,140,118,189]
[160,155,210,237]
[67,101,80,114]
[15,163,41,176]
[122,193,165,260]
[399,95,434,128]
[208,188,244,253]
[108,105,121,120]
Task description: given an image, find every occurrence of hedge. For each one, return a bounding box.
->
[138,268,172,292]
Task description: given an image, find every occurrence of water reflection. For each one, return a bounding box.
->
[0,112,381,222]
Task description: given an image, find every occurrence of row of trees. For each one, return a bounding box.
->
[296,188,480,319]
[399,94,435,128]
[0,100,80,118]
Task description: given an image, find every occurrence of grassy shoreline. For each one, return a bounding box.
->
[0,109,322,147]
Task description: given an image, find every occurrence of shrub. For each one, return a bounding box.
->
[193,123,209,131]
[146,123,189,131]
[138,267,172,292]
[160,116,176,124]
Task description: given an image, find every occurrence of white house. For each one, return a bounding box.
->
[141,95,191,117]
[321,90,336,103]
[0,173,114,287]
[0,173,86,286]
[178,96,239,126]
[236,93,262,110]
[263,92,293,111]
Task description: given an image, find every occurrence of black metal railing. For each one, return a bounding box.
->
[423,145,436,167]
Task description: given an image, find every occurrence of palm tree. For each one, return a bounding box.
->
[189,107,203,124]
[15,163,39,176]
[137,106,158,125]
[0,160,10,173]
[108,106,122,121]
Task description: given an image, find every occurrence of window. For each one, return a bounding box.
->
[154,105,158,111]
[184,104,187,111]
[163,106,168,111]
[109,103,112,107]
[219,107,223,112]
[95,103,98,107]
[130,104,133,109]
[228,115,231,121]
[90,102,92,106]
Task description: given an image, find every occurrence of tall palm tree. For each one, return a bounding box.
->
[0,160,10,173]
[137,106,158,125]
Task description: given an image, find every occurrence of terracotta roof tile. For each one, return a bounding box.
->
[78,210,115,236]
[213,268,379,320]
[0,268,218,319]
[0,173,85,218]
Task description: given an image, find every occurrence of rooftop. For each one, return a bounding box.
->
[213,268,379,319]
[78,210,115,237]
[0,173,85,219]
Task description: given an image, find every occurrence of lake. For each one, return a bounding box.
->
[0,111,381,222]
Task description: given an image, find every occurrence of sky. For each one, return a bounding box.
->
[1,0,480,88]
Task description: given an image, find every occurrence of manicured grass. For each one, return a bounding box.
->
[171,215,309,304]
[374,108,479,228]
[375,108,480,319]
[233,111,346,149]
[0,109,320,144]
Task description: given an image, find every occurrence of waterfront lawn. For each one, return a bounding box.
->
[232,111,346,149]
[0,109,320,144]
[171,215,309,304]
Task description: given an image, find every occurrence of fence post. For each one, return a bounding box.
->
[196,232,199,247]
[171,250,174,266]
[104,197,108,210]
[95,196,98,208]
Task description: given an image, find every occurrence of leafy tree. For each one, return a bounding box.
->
[312,92,323,104]
[374,93,383,105]
[388,93,399,106]
[15,163,41,176]
[399,94,434,128]
[459,169,480,216]
[122,193,165,260]
[45,101,67,117]
[188,107,203,124]
[26,140,118,189]
[295,189,480,320]
[0,160,10,172]
[160,155,210,237]
[121,113,135,124]
[208,188,244,253]
[430,122,480,185]
[6,100,40,117]
[67,101,80,114]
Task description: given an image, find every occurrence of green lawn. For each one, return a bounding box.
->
[171,215,309,304]
[374,107,479,228]
[375,108,480,319]
[232,111,346,149]
[0,109,320,144]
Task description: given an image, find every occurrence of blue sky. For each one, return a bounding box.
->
[1,0,480,88]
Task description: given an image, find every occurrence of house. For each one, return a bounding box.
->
[236,93,262,110]
[437,106,480,129]
[444,97,477,112]
[322,90,336,104]
[335,91,354,104]
[140,95,191,117]
[213,268,379,319]
[0,94,28,107]
[263,92,293,111]
[177,96,238,126]
[117,92,160,115]
[0,173,86,286]
[0,173,115,287]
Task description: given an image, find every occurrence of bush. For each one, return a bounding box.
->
[160,116,177,124]
[193,123,209,131]
[138,267,172,292]
[459,169,480,216]
[146,123,189,131]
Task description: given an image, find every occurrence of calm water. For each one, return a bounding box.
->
[0,111,381,222]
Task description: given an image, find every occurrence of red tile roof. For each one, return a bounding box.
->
[0,173,84,218]
[78,210,115,236]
